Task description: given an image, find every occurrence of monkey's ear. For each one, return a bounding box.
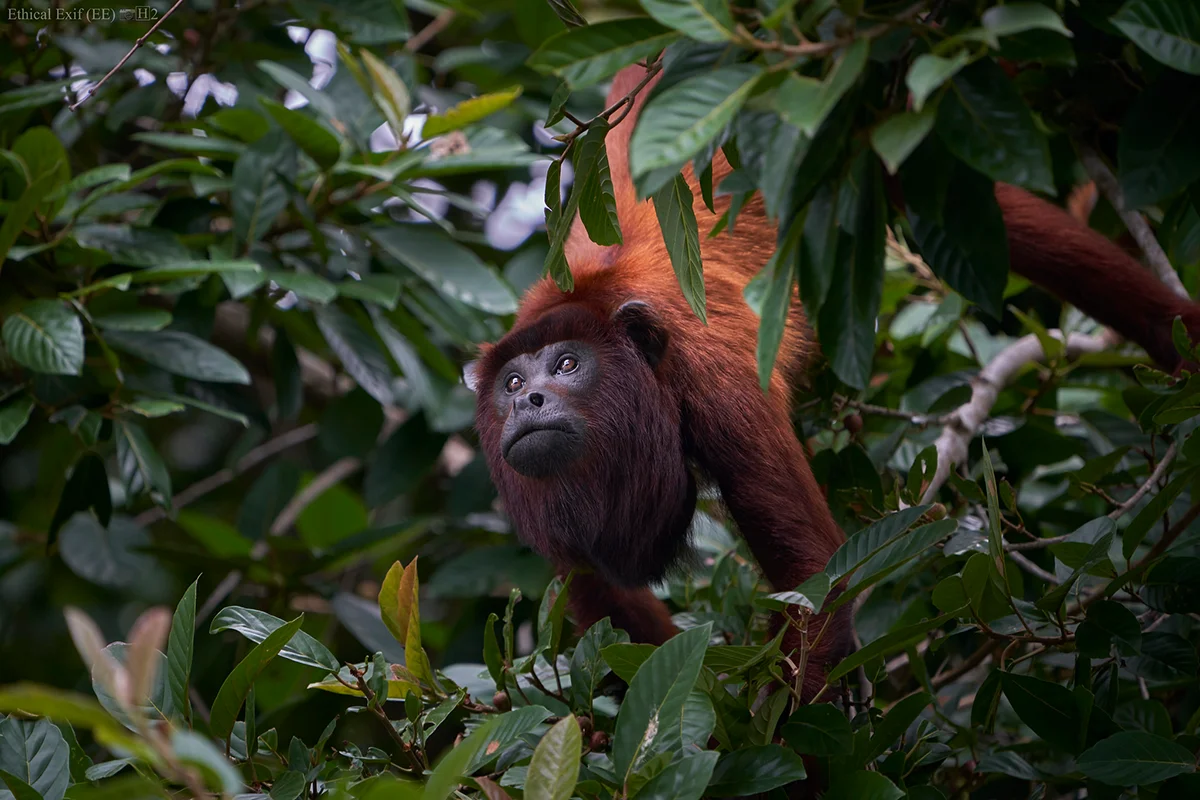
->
[462,360,480,392]
[613,300,669,369]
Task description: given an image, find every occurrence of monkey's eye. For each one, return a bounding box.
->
[556,355,579,374]
[504,374,524,393]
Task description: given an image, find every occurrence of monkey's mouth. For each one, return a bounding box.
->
[502,423,583,478]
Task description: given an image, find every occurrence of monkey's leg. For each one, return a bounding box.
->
[565,571,678,645]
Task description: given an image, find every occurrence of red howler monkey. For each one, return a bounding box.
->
[463,64,1200,704]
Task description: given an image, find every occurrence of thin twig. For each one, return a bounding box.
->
[268,456,363,537]
[1141,500,1200,563]
[1079,147,1189,300]
[1008,551,1059,584]
[405,9,455,54]
[69,0,187,111]
[930,641,1000,690]
[1108,441,1178,520]
[135,424,320,527]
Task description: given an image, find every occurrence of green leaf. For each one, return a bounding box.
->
[906,162,1010,319]
[0,717,69,800]
[232,129,294,245]
[574,121,623,247]
[630,64,764,182]
[543,156,577,292]
[829,519,957,611]
[370,224,517,314]
[172,729,244,797]
[0,769,45,800]
[0,685,144,759]
[338,274,402,310]
[210,606,340,673]
[0,395,35,446]
[871,108,936,175]
[361,49,410,139]
[92,309,172,331]
[653,173,706,322]
[104,330,251,385]
[313,305,396,406]
[825,771,904,800]
[90,643,176,731]
[780,704,853,756]
[525,715,582,800]
[364,414,449,508]
[1112,0,1200,76]
[982,3,1073,40]
[706,745,807,796]
[1076,600,1143,657]
[906,51,969,113]
[0,170,58,264]
[270,771,307,800]
[133,131,244,157]
[828,613,957,683]
[2,300,84,376]
[635,750,720,800]
[825,505,932,583]
[612,623,712,781]
[1118,76,1200,209]
[936,60,1054,194]
[776,39,868,137]
[642,0,735,43]
[260,98,341,170]
[528,19,678,89]
[570,618,629,711]
[750,219,802,390]
[1077,731,1197,785]
[1000,672,1084,753]
[209,615,305,742]
[424,715,501,799]
[166,578,198,725]
[466,706,554,773]
[865,691,931,762]
[816,153,885,389]
[424,87,523,137]
[58,514,156,590]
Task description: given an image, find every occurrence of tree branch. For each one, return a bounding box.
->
[920,329,1121,503]
[1079,146,1189,300]
[69,0,187,111]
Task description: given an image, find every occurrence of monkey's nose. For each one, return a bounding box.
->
[528,392,544,407]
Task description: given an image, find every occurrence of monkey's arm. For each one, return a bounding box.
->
[567,571,677,646]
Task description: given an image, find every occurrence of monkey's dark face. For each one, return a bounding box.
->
[489,340,597,478]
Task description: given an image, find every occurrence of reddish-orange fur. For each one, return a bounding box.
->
[471,64,1200,714]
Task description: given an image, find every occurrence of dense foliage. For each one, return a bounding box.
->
[3,1,1200,798]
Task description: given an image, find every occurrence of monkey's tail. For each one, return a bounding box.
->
[995,182,1199,371]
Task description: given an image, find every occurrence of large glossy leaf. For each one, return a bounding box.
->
[936,60,1054,194]
[1112,0,1200,76]
[630,64,763,181]
[653,173,705,322]
[1077,731,1197,785]
[104,329,250,385]
[0,171,58,264]
[780,704,853,756]
[825,505,932,583]
[906,162,1010,318]
[706,745,806,796]
[0,396,36,447]
[907,51,970,112]
[636,750,719,800]
[231,129,294,245]
[749,220,802,389]
[524,715,581,800]
[527,19,677,90]
[210,607,340,673]
[466,706,553,773]
[59,513,156,591]
[209,615,305,741]
[612,623,712,781]
[776,39,868,137]
[825,771,904,800]
[570,619,629,711]
[259,99,341,170]
[574,121,623,247]
[166,579,198,725]
[1118,75,1200,209]
[0,717,69,800]
[423,87,523,137]
[1000,672,1084,753]
[871,108,936,175]
[313,305,395,406]
[642,0,734,43]
[828,613,957,682]
[370,224,516,314]
[115,421,173,503]
[1,300,84,376]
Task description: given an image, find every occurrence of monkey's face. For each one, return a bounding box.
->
[488,340,597,478]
